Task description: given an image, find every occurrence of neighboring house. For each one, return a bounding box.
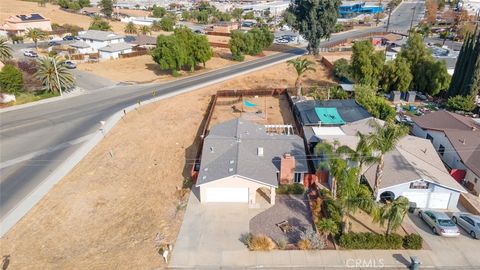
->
[411,110,480,195]
[195,119,308,206]
[1,14,52,35]
[120,16,158,26]
[293,99,371,153]
[70,30,132,60]
[129,35,157,49]
[98,43,133,59]
[317,117,466,210]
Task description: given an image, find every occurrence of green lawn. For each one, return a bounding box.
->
[1,91,59,107]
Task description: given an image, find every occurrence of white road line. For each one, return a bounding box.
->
[0,134,93,170]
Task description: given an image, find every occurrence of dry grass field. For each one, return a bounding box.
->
[0,55,334,269]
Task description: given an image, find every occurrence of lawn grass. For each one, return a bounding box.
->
[1,91,59,108]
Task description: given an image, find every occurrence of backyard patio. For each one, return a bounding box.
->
[249,195,314,245]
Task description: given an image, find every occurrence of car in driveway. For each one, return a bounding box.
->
[452,212,480,239]
[419,210,460,237]
[64,60,76,69]
[23,50,38,58]
[48,41,61,46]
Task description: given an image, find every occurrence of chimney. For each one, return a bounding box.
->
[257,147,264,157]
[279,153,296,185]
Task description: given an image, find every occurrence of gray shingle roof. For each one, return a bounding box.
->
[98,43,132,52]
[70,40,90,48]
[78,30,125,41]
[196,119,308,187]
[293,99,371,126]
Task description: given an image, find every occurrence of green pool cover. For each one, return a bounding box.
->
[314,107,346,125]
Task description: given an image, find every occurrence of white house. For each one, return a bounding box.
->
[317,117,466,210]
[120,16,158,26]
[98,43,133,60]
[412,110,480,195]
[70,30,132,60]
[195,119,308,207]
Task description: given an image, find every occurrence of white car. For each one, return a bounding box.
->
[23,50,38,58]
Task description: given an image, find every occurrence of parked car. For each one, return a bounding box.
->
[64,60,76,69]
[48,41,61,46]
[452,212,480,239]
[23,50,38,58]
[63,35,74,41]
[418,210,460,237]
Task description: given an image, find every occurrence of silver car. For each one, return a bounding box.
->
[418,210,460,237]
[452,212,480,239]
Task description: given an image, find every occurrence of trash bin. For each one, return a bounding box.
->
[410,256,421,270]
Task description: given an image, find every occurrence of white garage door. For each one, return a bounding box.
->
[428,193,451,209]
[402,192,428,208]
[205,187,249,203]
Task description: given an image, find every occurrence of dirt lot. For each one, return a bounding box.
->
[77,47,285,84]
[0,56,333,269]
[0,0,127,33]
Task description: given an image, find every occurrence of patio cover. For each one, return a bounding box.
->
[315,107,346,125]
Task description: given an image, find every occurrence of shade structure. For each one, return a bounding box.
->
[314,107,346,125]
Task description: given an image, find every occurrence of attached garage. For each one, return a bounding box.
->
[401,192,451,209]
[205,187,249,203]
[427,193,451,209]
[402,192,428,208]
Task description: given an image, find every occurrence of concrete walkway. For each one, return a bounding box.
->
[170,189,480,269]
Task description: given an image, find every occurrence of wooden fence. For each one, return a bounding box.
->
[205,31,231,37]
[119,50,148,58]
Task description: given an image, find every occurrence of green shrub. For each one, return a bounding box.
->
[276,183,305,194]
[403,234,423,250]
[323,198,343,234]
[0,64,23,94]
[339,232,403,249]
[447,95,476,112]
[333,58,352,82]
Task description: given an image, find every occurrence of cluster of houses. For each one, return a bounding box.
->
[193,96,480,211]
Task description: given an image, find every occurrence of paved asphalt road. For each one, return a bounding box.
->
[0,1,424,224]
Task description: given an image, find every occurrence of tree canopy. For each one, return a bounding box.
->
[151,27,213,75]
[99,0,113,17]
[286,0,341,55]
[229,27,274,61]
[350,40,385,87]
[0,64,23,94]
[381,56,413,93]
[89,16,112,31]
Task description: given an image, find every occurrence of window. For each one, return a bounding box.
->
[410,181,429,189]
[438,144,445,156]
[426,134,434,142]
[294,173,302,183]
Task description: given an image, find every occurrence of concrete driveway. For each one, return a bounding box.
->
[169,187,266,268]
[406,212,480,268]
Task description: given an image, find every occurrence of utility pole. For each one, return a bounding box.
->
[408,6,417,36]
[386,6,392,32]
[52,57,63,97]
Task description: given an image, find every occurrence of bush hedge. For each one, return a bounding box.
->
[403,233,423,250]
[339,232,403,249]
[276,183,305,194]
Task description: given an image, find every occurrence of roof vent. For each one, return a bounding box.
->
[228,168,234,172]
[460,138,466,144]
[210,147,214,153]
[257,147,264,157]
[204,167,208,171]
[229,160,234,164]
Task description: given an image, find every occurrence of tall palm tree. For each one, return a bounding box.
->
[124,22,138,34]
[139,25,151,35]
[0,37,13,63]
[25,28,47,50]
[314,141,346,199]
[36,56,75,94]
[317,218,339,240]
[373,196,410,235]
[287,57,316,97]
[367,120,408,197]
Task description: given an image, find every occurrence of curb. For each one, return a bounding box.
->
[0,51,303,238]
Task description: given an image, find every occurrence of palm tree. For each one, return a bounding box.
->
[317,218,338,240]
[36,56,75,94]
[124,22,138,34]
[314,141,346,199]
[151,20,162,31]
[25,28,47,50]
[373,196,410,235]
[367,120,408,197]
[287,57,316,97]
[337,132,378,182]
[139,25,151,35]
[0,37,13,63]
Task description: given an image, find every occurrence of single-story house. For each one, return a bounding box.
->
[317,117,466,210]
[98,43,133,59]
[129,34,157,49]
[195,118,308,206]
[69,40,91,54]
[120,16,158,26]
[1,13,52,35]
[411,110,480,195]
